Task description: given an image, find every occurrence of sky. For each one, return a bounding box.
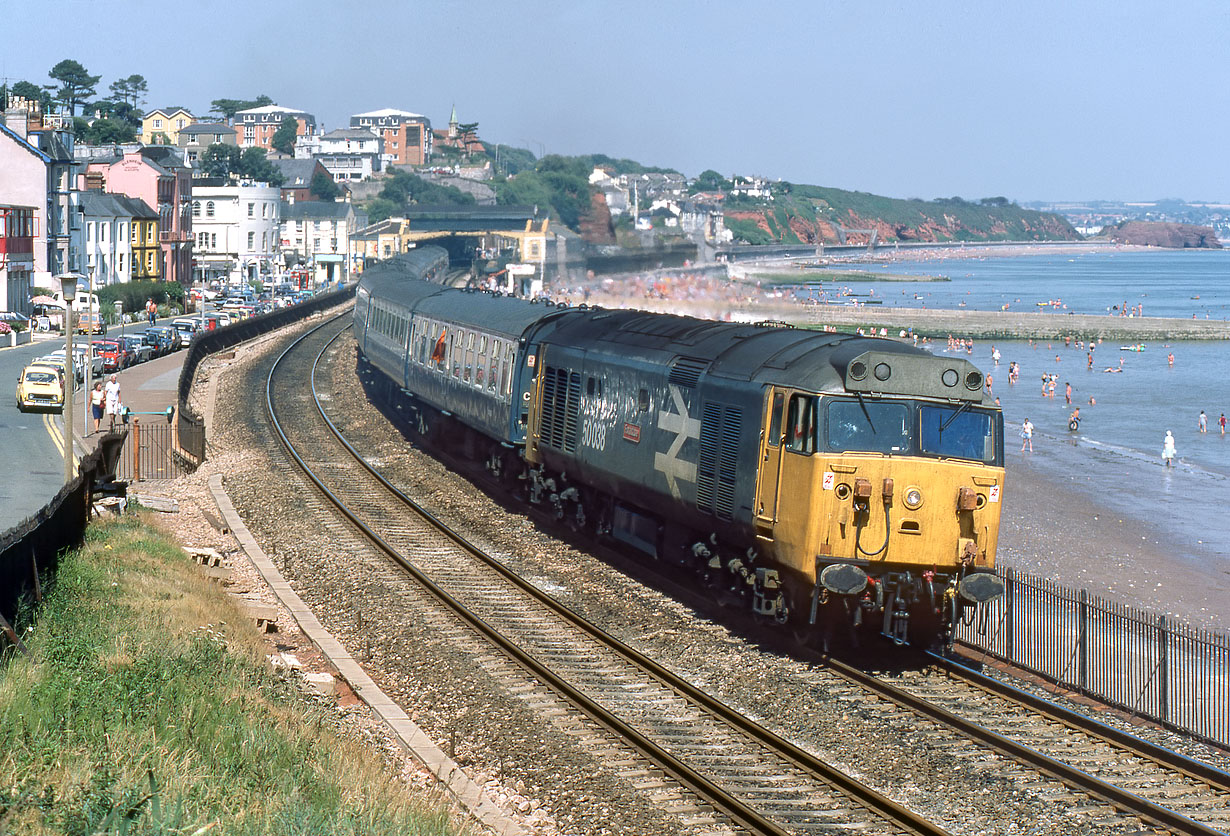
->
[4,0,1229,203]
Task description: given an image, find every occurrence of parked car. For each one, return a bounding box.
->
[33,355,81,387]
[16,363,65,412]
[144,326,180,354]
[94,340,128,372]
[170,318,201,344]
[46,346,104,379]
[76,311,106,335]
[116,334,153,364]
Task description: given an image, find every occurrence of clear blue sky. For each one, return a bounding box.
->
[6,0,1228,203]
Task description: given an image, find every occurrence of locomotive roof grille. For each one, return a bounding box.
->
[843,350,987,403]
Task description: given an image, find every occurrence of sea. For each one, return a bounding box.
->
[812,249,1230,570]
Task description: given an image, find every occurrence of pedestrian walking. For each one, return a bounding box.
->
[1162,430,1176,468]
[104,374,122,430]
[145,297,157,325]
[1020,418,1034,452]
[90,382,104,434]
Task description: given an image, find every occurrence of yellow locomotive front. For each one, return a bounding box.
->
[755,350,1005,646]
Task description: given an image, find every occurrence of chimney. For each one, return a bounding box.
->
[5,108,29,140]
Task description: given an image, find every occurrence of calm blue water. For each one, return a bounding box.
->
[819,250,1230,561]
[843,249,1230,320]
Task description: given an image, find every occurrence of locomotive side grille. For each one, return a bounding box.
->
[540,367,563,449]
[716,408,741,520]
[562,371,581,453]
[540,367,582,453]
[668,357,707,388]
[697,402,742,520]
[696,402,722,514]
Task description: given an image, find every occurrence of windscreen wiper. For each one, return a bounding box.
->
[939,400,969,433]
[855,392,876,434]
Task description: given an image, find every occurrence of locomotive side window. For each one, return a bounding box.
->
[785,394,817,454]
[638,388,649,413]
[825,399,910,454]
[767,391,784,447]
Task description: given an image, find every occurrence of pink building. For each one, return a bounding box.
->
[0,121,48,314]
[87,148,192,286]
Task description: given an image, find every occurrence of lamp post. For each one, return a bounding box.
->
[56,273,80,481]
[84,265,95,440]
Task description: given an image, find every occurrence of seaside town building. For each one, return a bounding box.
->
[349,108,432,166]
[235,105,317,152]
[315,128,383,182]
[140,108,195,145]
[191,179,280,286]
[177,122,237,165]
[279,198,362,287]
[270,158,340,203]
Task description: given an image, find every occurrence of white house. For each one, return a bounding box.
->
[315,128,383,182]
[279,199,360,287]
[191,180,281,286]
[79,190,137,288]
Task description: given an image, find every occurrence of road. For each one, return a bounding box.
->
[0,313,195,534]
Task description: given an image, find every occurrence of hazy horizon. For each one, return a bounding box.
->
[5,0,1228,205]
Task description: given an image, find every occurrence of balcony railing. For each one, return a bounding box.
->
[159,230,192,244]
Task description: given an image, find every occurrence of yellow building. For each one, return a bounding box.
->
[130,208,161,281]
[140,108,195,145]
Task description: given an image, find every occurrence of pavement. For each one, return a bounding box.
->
[0,319,187,534]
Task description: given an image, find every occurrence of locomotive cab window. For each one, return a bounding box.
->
[638,388,650,413]
[919,405,997,463]
[825,399,910,454]
[785,394,817,454]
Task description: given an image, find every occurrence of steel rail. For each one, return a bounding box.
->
[264,316,950,836]
[932,651,1230,793]
[821,654,1227,836]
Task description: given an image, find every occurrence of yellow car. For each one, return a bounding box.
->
[16,363,66,412]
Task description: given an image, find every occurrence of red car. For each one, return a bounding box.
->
[93,339,129,372]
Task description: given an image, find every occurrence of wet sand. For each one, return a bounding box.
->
[999,454,1230,632]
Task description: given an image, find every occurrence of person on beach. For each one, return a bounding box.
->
[1065,382,1071,405]
[985,375,993,395]
[1021,418,1034,452]
[1199,411,1207,433]
[1162,430,1176,468]
[1069,408,1080,431]
[1168,352,1174,367]
[1087,352,1094,370]
[992,346,1000,365]
[1220,413,1227,436]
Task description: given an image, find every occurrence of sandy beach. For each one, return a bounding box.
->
[999,455,1229,631]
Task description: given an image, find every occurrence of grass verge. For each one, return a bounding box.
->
[0,514,464,836]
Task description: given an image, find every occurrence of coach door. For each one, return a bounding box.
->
[754,388,787,538]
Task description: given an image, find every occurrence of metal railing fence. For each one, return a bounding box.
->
[956,566,1229,748]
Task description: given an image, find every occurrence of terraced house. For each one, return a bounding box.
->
[140,108,195,144]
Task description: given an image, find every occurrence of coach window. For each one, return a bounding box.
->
[785,393,817,454]
[638,388,650,413]
[452,333,462,378]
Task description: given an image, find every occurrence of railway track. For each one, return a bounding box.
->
[256,314,1230,835]
[267,315,950,836]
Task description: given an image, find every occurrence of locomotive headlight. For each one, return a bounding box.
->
[903,487,923,509]
[942,368,959,388]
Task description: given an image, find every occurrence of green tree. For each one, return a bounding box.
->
[8,80,51,109]
[271,116,298,155]
[238,147,284,185]
[455,121,479,158]
[200,144,241,178]
[209,94,273,120]
[366,197,401,223]
[310,170,342,201]
[74,116,137,144]
[48,59,100,116]
[108,74,148,108]
[691,169,730,192]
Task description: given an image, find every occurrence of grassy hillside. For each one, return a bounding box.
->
[726,184,1080,245]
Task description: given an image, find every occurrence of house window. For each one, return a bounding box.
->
[206,201,215,217]
[192,201,201,218]
[211,233,217,248]
[244,127,254,140]
[118,253,124,273]
[247,231,255,249]
[262,232,267,250]
[313,238,320,249]
[87,221,95,241]
[261,203,267,218]
[153,118,162,128]
[247,203,254,218]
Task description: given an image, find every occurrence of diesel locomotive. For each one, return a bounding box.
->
[354,248,1006,647]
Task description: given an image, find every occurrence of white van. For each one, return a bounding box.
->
[48,290,102,313]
